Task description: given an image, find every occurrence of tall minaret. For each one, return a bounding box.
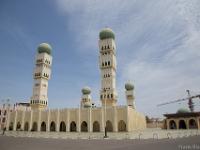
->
[99,28,117,107]
[125,82,135,109]
[30,43,52,110]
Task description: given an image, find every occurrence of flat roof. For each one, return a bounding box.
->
[164,112,200,118]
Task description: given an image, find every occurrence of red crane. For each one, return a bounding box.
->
[157,90,200,112]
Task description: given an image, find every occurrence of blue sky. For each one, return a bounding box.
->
[0,0,200,117]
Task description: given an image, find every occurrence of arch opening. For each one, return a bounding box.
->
[169,120,177,129]
[60,121,66,132]
[41,122,46,131]
[9,122,13,131]
[24,122,29,131]
[50,121,56,132]
[70,121,77,132]
[93,121,100,132]
[106,120,113,132]
[81,121,88,132]
[32,122,38,131]
[189,119,197,129]
[118,120,126,132]
[179,120,187,129]
[16,122,21,131]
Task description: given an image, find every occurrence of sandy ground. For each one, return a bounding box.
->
[0,135,200,150]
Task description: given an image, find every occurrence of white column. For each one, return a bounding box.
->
[13,111,18,131]
[66,109,70,132]
[77,108,80,132]
[47,109,50,132]
[56,109,60,132]
[6,110,11,130]
[21,110,25,130]
[89,108,92,132]
[29,111,33,131]
[126,106,130,131]
[38,110,41,131]
[101,107,105,132]
[113,106,117,132]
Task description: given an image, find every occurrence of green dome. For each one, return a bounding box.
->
[82,86,91,95]
[125,83,134,91]
[177,108,190,114]
[37,43,52,55]
[99,28,115,40]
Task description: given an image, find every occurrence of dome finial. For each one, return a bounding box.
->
[125,81,134,91]
[37,43,52,55]
[99,28,115,40]
[82,86,91,95]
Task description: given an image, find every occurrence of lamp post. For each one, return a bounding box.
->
[104,95,108,138]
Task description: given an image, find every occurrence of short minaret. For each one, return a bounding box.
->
[30,43,52,110]
[99,28,117,107]
[125,82,135,109]
[81,87,92,108]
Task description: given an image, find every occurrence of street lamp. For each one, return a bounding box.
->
[104,90,108,138]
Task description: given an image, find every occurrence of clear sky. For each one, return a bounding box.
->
[0,0,200,117]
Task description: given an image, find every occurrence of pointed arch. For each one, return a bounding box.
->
[70,121,77,132]
[81,121,88,132]
[93,121,100,132]
[60,121,66,132]
[16,122,21,131]
[50,121,56,131]
[179,120,187,129]
[106,120,113,132]
[9,122,13,131]
[24,122,29,131]
[41,122,46,131]
[169,120,177,129]
[189,119,197,129]
[32,122,37,131]
[118,120,126,132]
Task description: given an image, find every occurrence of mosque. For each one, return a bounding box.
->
[6,28,146,132]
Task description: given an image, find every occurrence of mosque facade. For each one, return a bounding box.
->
[6,28,146,132]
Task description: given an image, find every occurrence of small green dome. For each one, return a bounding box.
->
[177,108,190,114]
[125,83,134,91]
[37,43,52,55]
[99,28,115,40]
[82,86,91,95]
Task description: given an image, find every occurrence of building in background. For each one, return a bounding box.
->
[164,108,200,129]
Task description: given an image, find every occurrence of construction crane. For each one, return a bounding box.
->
[157,90,200,112]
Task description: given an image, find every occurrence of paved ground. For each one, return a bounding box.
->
[2,129,200,139]
[0,135,200,150]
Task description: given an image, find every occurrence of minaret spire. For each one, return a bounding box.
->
[99,28,117,107]
[30,43,52,110]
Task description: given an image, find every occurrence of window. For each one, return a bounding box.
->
[100,95,103,99]
[104,46,106,49]
[111,94,113,98]
[35,83,40,87]
[102,62,104,66]
[4,111,6,115]
[101,46,103,50]
[108,61,110,66]
[105,62,107,66]
[107,94,110,98]
[107,45,110,49]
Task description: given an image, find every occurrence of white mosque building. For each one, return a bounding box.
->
[6,28,146,132]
